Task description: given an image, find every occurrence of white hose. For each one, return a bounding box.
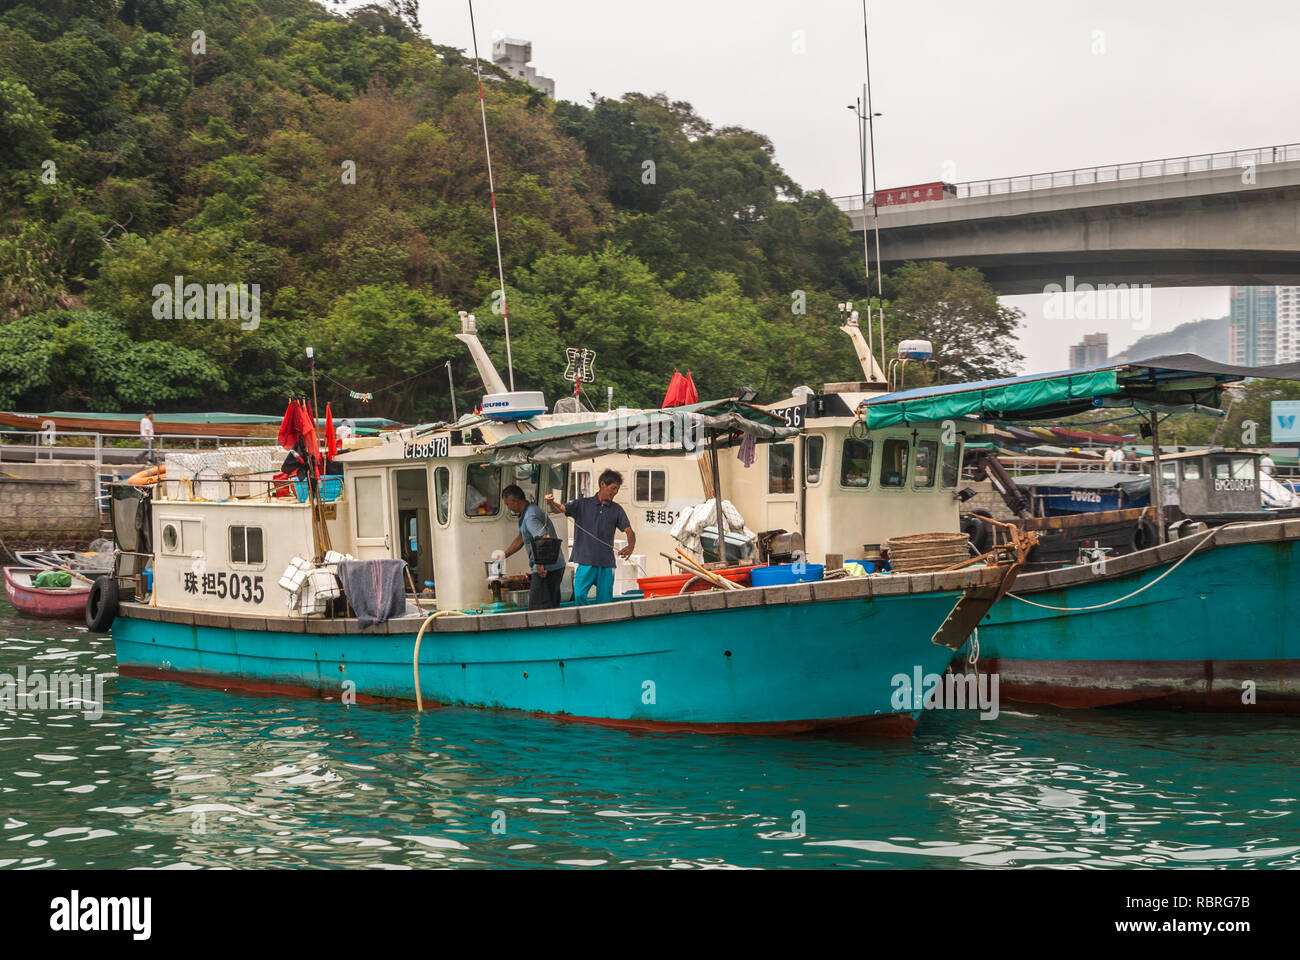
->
[412,610,467,711]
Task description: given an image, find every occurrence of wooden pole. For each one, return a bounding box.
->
[709,432,726,565]
[1149,412,1166,545]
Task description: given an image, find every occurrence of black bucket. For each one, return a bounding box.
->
[530,536,561,567]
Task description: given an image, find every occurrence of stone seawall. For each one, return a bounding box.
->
[962,479,1018,522]
[0,461,103,554]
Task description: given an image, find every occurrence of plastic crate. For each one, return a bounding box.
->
[293,476,343,503]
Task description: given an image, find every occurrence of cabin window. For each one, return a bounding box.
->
[161,521,181,555]
[941,442,961,488]
[465,462,501,517]
[354,476,384,538]
[1161,462,1178,483]
[569,470,592,500]
[634,469,667,504]
[768,443,795,494]
[914,440,938,488]
[880,438,909,488]
[805,435,824,484]
[229,525,264,565]
[1181,460,1201,481]
[434,467,450,525]
[840,438,873,488]
[1212,456,1256,480]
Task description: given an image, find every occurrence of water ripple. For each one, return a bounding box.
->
[1,599,1297,868]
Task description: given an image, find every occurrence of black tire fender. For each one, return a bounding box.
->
[85,576,119,632]
[1132,518,1159,553]
[961,513,994,554]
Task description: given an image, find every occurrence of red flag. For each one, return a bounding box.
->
[297,399,320,465]
[277,399,301,449]
[661,371,686,408]
[682,369,699,405]
[325,403,338,460]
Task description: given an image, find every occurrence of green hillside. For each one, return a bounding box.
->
[0,0,1019,421]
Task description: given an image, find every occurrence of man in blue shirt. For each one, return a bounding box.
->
[544,469,635,604]
[502,485,566,609]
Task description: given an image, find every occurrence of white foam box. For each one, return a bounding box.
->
[307,567,341,600]
[279,557,310,593]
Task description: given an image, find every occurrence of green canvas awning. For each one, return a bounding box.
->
[861,354,1300,429]
[865,369,1118,429]
[488,400,799,466]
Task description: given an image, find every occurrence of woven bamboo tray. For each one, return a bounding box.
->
[884,532,971,573]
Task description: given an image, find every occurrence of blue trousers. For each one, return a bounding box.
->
[574,565,614,605]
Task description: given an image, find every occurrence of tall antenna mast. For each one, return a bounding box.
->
[467,0,515,391]
[862,0,886,375]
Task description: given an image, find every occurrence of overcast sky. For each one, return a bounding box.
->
[344,0,1299,372]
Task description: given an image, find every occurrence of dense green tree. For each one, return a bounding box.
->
[0,310,227,409]
[884,261,1025,384]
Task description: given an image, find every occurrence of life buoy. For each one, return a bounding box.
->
[1132,518,1159,552]
[85,576,119,632]
[127,464,166,485]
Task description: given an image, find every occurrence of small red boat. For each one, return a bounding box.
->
[3,566,92,620]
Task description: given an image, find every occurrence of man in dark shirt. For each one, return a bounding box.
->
[545,468,635,604]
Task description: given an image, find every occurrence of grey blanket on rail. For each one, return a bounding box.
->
[339,559,408,628]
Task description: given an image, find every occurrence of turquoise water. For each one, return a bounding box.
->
[1,596,1297,869]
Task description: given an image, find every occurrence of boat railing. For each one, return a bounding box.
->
[997,456,1142,477]
[145,474,335,504]
[0,428,283,515]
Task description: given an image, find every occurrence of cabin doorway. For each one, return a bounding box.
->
[765,442,798,531]
[393,468,434,589]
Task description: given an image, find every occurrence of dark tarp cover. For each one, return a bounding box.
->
[488,400,800,466]
[1010,472,1151,497]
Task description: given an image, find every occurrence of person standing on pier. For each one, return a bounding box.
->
[139,411,155,462]
[545,469,635,604]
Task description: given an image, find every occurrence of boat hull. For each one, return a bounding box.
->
[3,566,90,620]
[971,523,1300,711]
[110,575,1003,735]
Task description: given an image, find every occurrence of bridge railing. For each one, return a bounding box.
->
[831,141,1300,211]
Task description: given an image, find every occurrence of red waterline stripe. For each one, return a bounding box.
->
[116,664,915,737]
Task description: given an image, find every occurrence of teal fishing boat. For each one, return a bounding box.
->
[109,564,1008,735]
[860,353,1300,712]
[100,326,1018,736]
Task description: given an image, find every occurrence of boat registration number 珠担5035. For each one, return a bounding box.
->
[182,571,265,604]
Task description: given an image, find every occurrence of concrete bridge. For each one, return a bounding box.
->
[834,143,1300,294]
